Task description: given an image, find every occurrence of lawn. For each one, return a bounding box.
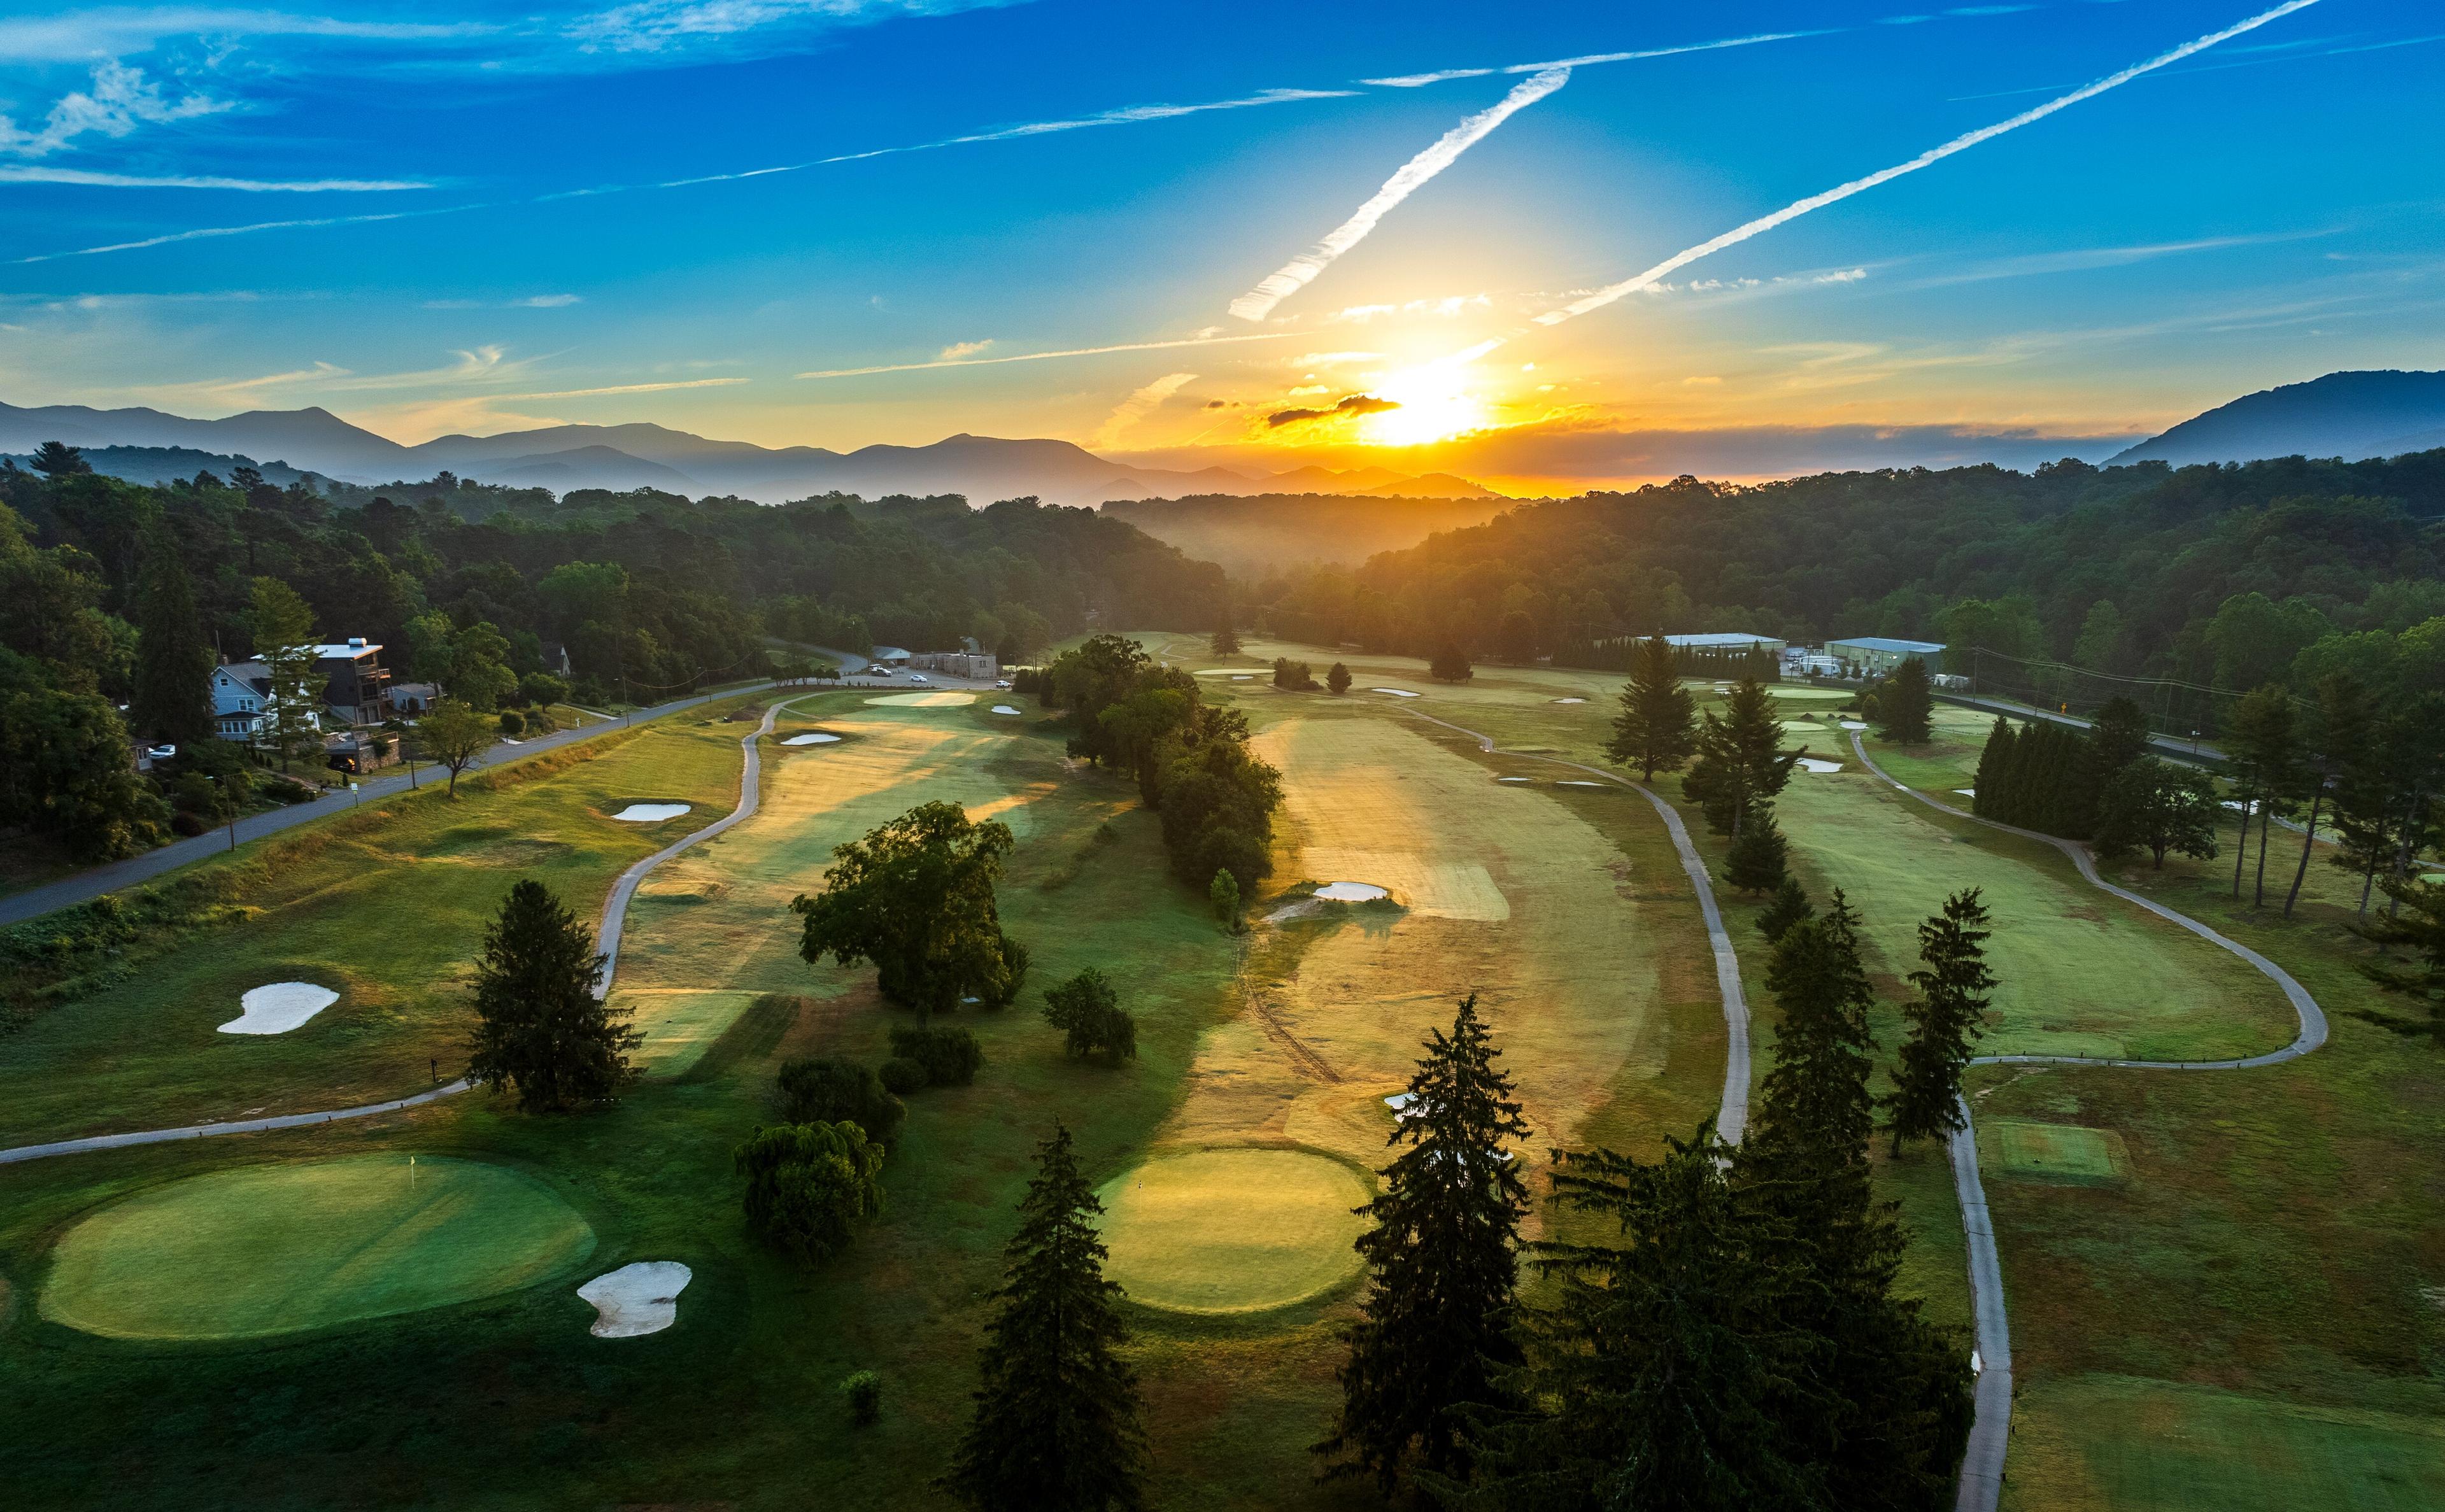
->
[0,698,767,1148]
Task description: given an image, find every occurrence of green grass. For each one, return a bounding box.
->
[1980,1120,2130,1186]
[39,1154,595,1340]
[2004,1374,2445,1511]
[1096,1149,1370,1314]
[0,699,765,1148]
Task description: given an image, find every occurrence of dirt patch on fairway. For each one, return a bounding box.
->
[1096,1148,1370,1314]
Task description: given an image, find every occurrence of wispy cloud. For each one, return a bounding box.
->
[1230,67,1570,322]
[422,293,586,309]
[0,166,427,191]
[501,377,749,399]
[1360,29,1824,88]
[0,10,494,62]
[0,59,227,159]
[10,204,477,265]
[938,339,994,360]
[1091,371,1196,449]
[798,330,1291,379]
[1907,231,2330,288]
[1526,0,2322,332]
[569,0,1017,53]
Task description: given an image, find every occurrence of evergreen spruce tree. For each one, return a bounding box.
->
[1878,656,1934,745]
[1972,717,2015,821]
[1885,889,1997,1154]
[1682,677,1799,837]
[1327,661,1352,695]
[1738,891,1971,1510]
[465,879,639,1111]
[1722,800,1789,894]
[2089,696,2150,775]
[1209,607,1240,657]
[1756,875,1813,943]
[1604,633,1699,781]
[1321,994,1529,1495]
[2288,672,2371,918]
[945,1123,1147,1512]
[247,576,321,771]
[2228,684,2298,905]
[131,525,215,747]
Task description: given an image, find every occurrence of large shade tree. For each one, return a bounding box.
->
[793,800,1026,1020]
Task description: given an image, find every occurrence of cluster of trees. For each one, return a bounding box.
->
[1317,908,1993,1506]
[1973,704,2224,872]
[1042,967,1137,1063]
[1038,634,1284,896]
[0,447,1231,862]
[1230,451,2444,695]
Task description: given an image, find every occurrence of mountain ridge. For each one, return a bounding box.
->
[2111,369,2445,467]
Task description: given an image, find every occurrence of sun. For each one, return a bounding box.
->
[1357,364,1492,448]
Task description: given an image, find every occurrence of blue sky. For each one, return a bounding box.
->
[1,0,2438,489]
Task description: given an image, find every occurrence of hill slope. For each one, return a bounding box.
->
[2112,371,2445,467]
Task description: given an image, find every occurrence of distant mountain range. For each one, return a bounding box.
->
[2111,370,2445,467]
[0,400,1501,506]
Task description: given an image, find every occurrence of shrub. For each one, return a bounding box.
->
[1327,661,1352,695]
[264,775,317,804]
[169,810,206,837]
[840,1370,883,1426]
[776,1057,906,1145]
[519,672,569,709]
[1042,967,1137,1063]
[889,1025,984,1086]
[498,709,526,736]
[1429,644,1473,682]
[878,1057,929,1095]
[733,1121,886,1266]
[1209,867,1241,928]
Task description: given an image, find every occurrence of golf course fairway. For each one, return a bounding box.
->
[41,1156,596,1340]
[1096,1149,1370,1314]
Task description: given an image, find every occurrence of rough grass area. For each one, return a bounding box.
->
[2004,1373,2445,1511]
[0,696,764,1148]
[39,1154,595,1340]
[1096,1148,1370,1314]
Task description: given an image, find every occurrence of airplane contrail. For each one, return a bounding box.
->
[1360,29,1829,88]
[1229,67,1571,322]
[798,332,1291,379]
[1524,0,2322,332]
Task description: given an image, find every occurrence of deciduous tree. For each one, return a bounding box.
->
[248,576,321,771]
[734,1120,886,1265]
[1429,644,1472,683]
[1042,967,1137,1063]
[793,801,1024,1020]
[415,699,496,796]
[2094,758,2220,869]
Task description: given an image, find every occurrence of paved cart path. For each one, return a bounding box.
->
[0,698,808,1168]
[1846,730,2329,1512]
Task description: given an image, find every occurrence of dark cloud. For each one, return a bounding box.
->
[1266,393,1400,428]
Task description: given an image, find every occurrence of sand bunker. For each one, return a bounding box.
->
[1553,696,1587,704]
[218,982,338,1035]
[781,732,840,745]
[991,704,1023,715]
[1301,847,1506,921]
[613,803,691,822]
[1497,776,1532,783]
[1370,688,1421,698]
[1840,719,1868,730]
[1795,758,1843,774]
[864,691,977,708]
[578,1261,693,1338]
[1314,881,1389,903]
[1557,780,1608,788]
[1956,788,1976,797]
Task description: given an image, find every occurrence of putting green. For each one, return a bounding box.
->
[41,1156,596,1340]
[1096,1149,1370,1314]
[861,691,975,708]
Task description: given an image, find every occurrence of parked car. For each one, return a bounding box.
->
[994,679,1011,689]
[907,672,930,684]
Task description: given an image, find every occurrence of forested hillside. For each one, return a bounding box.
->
[1252,451,2445,695]
[0,449,1222,860]
[1099,493,1513,577]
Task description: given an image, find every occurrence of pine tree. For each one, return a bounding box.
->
[1972,717,2015,821]
[2228,684,2297,903]
[2288,672,2371,919]
[1738,891,1972,1508]
[1443,1123,1820,1511]
[1756,875,1813,943]
[1682,677,1799,837]
[130,526,215,746]
[945,1124,1147,1512]
[1209,607,1240,657]
[248,576,321,771]
[2356,872,2445,1040]
[1878,657,1934,745]
[2089,696,2150,775]
[1327,661,1352,695]
[1604,633,1699,781]
[465,879,639,1111]
[1722,800,1789,894]
[1321,994,1530,1495]
[1885,889,1997,1154]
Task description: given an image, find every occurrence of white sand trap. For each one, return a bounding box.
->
[1302,848,1507,921]
[782,731,841,745]
[1370,688,1421,698]
[1315,881,1389,903]
[1554,696,1587,704]
[1231,675,1254,681]
[1496,776,1533,783]
[578,1261,692,1339]
[991,704,1024,715]
[1795,758,1843,774]
[1841,719,1868,730]
[218,982,338,1035]
[1955,788,1976,798]
[613,803,691,822]
[1558,780,1608,787]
